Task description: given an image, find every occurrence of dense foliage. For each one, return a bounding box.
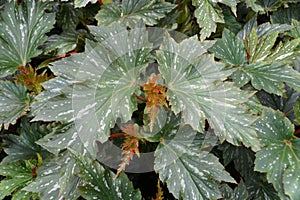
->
[0,0,300,199]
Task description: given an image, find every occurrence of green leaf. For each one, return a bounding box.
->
[23,153,81,200]
[230,69,251,87]
[256,87,300,125]
[244,0,264,12]
[192,0,224,41]
[154,125,236,200]
[1,119,54,164]
[42,30,86,56]
[270,3,300,24]
[74,0,97,8]
[295,98,300,124]
[220,181,249,200]
[288,19,300,39]
[157,33,260,151]
[209,29,246,65]
[241,62,300,96]
[57,2,83,30]
[254,109,300,199]
[69,148,142,200]
[246,30,278,63]
[265,38,300,62]
[35,24,153,156]
[95,0,176,27]
[36,123,79,155]
[0,160,37,200]
[0,0,55,77]
[255,0,281,12]
[23,126,83,200]
[0,81,31,129]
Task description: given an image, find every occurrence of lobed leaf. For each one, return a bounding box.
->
[254,109,300,199]
[0,0,55,77]
[157,33,260,150]
[69,148,142,200]
[154,125,236,200]
[209,29,246,66]
[241,62,300,96]
[0,81,31,129]
[95,0,176,28]
[0,160,37,200]
[192,0,224,41]
[1,119,55,164]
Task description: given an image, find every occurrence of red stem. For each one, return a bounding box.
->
[110,133,126,138]
[294,129,300,135]
[97,0,103,5]
[177,0,180,12]
[134,93,147,103]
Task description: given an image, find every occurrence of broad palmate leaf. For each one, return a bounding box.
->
[0,0,55,77]
[209,29,246,66]
[33,24,152,157]
[0,81,31,129]
[157,33,260,150]
[154,125,236,200]
[254,109,300,199]
[69,148,142,200]
[96,0,175,28]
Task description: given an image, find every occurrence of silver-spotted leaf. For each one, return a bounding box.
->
[0,160,37,200]
[33,24,152,157]
[209,29,246,65]
[154,125,236,200]
[0,0,55,77]
[95,0,176,28]
[69,148,142,200]
[254,109,300,199]
[1,119,55,164]
[157,33,260,151]
[241,62,300,96]
[192,0,224,41]
[23,130,83,200]
[0,81,31,129]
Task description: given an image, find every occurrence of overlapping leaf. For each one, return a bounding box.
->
[1,119,56,164]
[42,30,86,56]
[23,123,83,200]
[69,148,142,200]
[192,0,224,41]
[157,33,259,150]
[0,160,38,200]
[220,181,249,200]
[241,62,300,96]
[33,24,152,157]
[96,0,175,28]
[270,3,300,24]
[23,153,81,200]
[154,125,236,200]
[0,0,55,77]
[0,81,31,129]
[219,143,280,199]
[256,86,300,125]
[254,109,300,199]
[212,28,300,96]
[209,29,246,65]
